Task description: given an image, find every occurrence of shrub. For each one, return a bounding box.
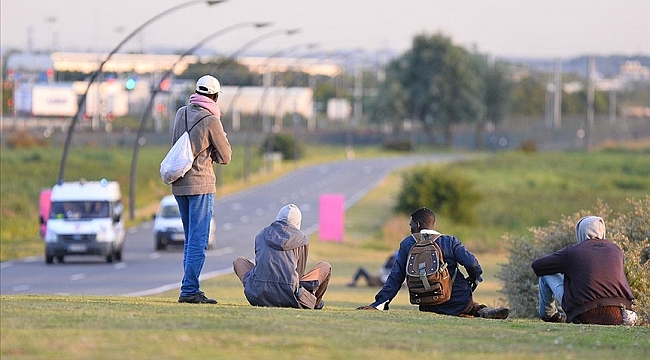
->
[7,131,47,149]
[394,165,482,225]
[259,133,303,160]
[496,197,650,324]
[383,139,412,152]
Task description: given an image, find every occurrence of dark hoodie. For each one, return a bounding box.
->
[532,216,635,322]
[242,207,309,308]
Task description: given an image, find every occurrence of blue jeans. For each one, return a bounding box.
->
[538,273,565,318]
[175,194,214,297]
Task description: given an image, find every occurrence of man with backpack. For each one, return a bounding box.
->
[357,207,509,319]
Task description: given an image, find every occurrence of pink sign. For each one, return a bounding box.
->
[39,188,52,238]
[319,194,344,242]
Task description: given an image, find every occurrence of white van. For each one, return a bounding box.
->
[44,179,125,264]
[152,195,215,251]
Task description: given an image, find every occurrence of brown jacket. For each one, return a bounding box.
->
[170,103,231,196]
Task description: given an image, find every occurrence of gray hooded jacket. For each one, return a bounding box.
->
[243,205,309,308]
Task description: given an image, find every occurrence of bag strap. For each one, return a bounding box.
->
[184,106,212,133]
[411,232,458,282]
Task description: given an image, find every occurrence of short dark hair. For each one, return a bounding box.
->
[410,207,435,228]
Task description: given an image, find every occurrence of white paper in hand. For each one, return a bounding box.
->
[160,132,194,185]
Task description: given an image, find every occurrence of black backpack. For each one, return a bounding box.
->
[406,231,457,306]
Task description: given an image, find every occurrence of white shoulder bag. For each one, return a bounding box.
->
[160,109,210,185]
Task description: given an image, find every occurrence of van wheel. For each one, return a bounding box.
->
[57,256,65,263]
[106,253,114,263]
[156,239,165,251]
[114,250,122,262]
[46,254,54,264]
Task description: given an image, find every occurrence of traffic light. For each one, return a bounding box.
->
[159,78,171,92]
[125,78,136,91]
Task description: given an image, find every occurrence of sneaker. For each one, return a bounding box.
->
[178,291,218,304]
[542,312,566,323]
[315,300,325,310]
[622,309,638,326]
[479,307,510,319]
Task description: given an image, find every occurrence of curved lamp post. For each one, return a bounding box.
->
[127,21,271,220]
[57,0,226,184]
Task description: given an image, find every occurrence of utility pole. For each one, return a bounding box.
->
[585,56,595,151]
[553,58,562,130]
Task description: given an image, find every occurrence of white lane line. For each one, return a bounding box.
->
[122,267,233,297]
[206,247,234,257]
[150,253,161,259]
[222,223,233,231]
[12,284,30,292]
[70,273,85,281]
[114,262,127,270]
[1,262,14,269]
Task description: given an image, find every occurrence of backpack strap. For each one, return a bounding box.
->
[185,106,212,133]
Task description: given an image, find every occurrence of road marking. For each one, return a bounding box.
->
[12,284,30,292]
[70,273,85,281]
[222,223,233,231]
[240,215,250,223]
[206,247,234,257]
[1,262,14,269]
[122,267,233,297]
[150,253,161,259]
[114,262,127,270]
[255,207,264,216]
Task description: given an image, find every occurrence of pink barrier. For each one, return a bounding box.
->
[39,188,52,238]
[319,194,344,242]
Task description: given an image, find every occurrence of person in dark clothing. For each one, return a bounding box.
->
[233,204,331,309]
[357,207,509,319]
[532,215,638,325]
[346,251,397,287]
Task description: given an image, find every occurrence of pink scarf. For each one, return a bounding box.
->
[189,93,221,118]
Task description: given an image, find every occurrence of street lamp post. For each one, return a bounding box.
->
[127,21,270,220]
[57,0,226,184]
[206,29,301,182]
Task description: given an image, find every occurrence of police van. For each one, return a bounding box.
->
[44,179,125,264]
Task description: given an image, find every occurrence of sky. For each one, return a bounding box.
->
[1,0,649,60]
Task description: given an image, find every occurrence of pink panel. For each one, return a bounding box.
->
[39,188,52,238]
[319,194,344,242]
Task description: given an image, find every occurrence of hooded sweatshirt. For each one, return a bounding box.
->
[243,205,309,308]
[532,216,635,322]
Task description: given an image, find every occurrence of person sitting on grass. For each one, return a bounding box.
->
[532,215,638,325]
[233,204,331,309]
[347,251,397,287]
[357,207,509,319]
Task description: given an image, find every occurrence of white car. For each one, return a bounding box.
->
[152,195,215,251]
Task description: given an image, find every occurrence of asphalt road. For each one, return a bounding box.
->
[0,154,460,297]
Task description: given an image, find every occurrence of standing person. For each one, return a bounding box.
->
[346,251,397,287]
[233,204,332,309]
[357,207,509,319]
[173,75,232,304]
[531,216,638,325]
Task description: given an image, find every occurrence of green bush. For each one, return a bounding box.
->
[259,133,303,160]
[496,197,650,324]
[394,165,482,225]
[383,139,412,152]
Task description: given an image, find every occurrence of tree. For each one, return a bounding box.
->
[474,58,513,149]
[372,33,484,147]
[509,75,546,116]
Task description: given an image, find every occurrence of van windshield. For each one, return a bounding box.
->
[50,201,110,220]
[160,205,181,219]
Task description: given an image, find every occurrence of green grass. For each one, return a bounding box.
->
[2,171,649,359]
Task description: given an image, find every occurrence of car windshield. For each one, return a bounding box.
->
[160,205,180,219]
[50,201,109,219]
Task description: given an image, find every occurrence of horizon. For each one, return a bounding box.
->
[1,0,649,60]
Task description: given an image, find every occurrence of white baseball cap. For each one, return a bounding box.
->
[195,75,221,95]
